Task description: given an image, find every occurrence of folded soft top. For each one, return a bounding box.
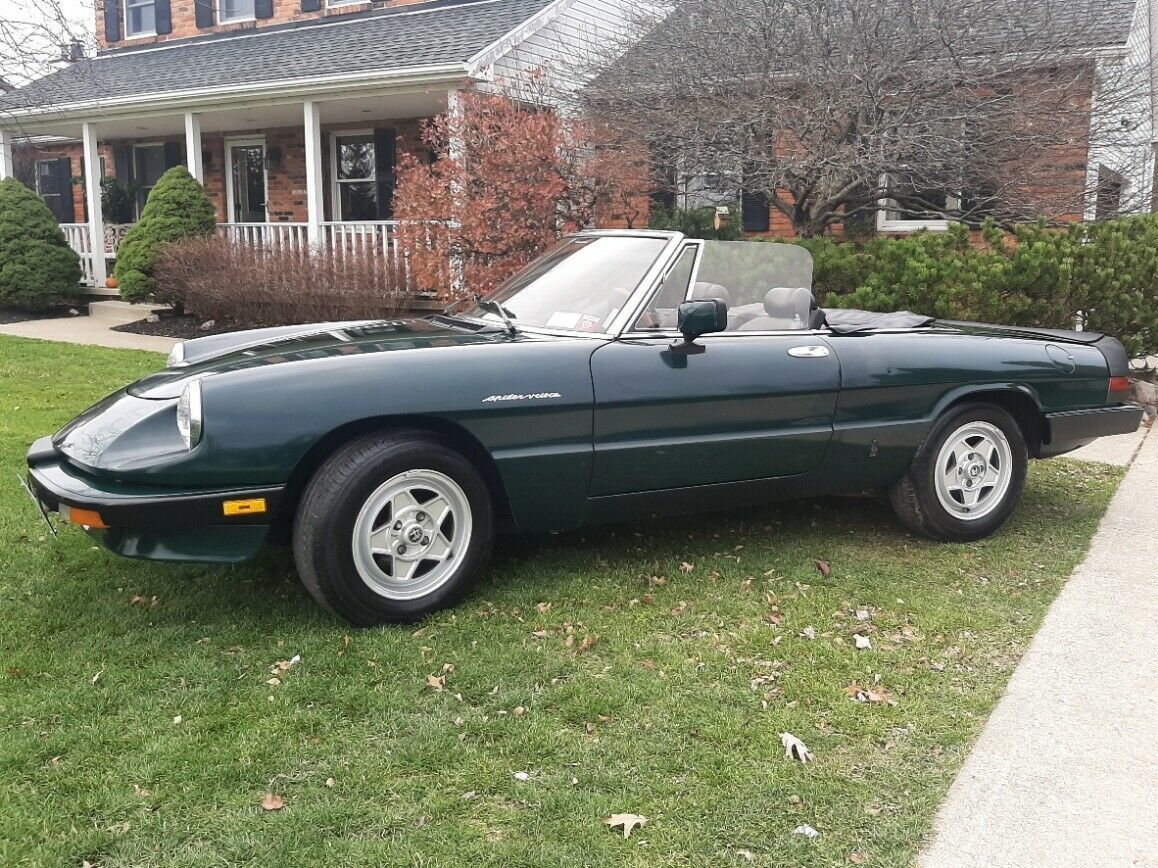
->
[822,308,935,333]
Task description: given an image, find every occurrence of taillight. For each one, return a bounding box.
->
[1108,376,1132,402]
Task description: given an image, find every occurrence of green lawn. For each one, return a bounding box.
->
[0,336,1121,867]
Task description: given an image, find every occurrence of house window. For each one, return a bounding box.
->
[876,174,960,232]
[124,0,157,37]
[1095,165,1123,221]
[219,0,255,22]
[333,133,378,221]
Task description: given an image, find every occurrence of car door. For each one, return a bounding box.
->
[588,241,840,496]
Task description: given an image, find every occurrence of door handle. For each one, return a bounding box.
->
[787,345,830,358]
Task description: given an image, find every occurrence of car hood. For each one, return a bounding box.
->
[129,317,517,400]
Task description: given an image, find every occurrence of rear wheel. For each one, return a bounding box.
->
[293,431,494,625]
[889,403,1028,542]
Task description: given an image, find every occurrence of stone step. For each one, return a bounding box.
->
[87,300,169,326]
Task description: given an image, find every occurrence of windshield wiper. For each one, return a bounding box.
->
[474,293,519,336]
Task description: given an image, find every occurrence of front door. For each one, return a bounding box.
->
[228,141,267,223]
[588,239,839,496]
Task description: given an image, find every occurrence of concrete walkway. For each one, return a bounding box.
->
[919,425,1158,868]
[0,316,177,353]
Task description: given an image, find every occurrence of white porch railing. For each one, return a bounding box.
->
[62,220,412,288]
[61,222,135,287]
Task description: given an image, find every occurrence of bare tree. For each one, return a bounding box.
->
[0,0,93,106]
[586,0,1150,235]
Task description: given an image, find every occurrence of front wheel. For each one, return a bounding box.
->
[888,403,1028,542]
[293,432,494,626]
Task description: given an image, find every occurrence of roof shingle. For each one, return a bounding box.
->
[0,0,555,112]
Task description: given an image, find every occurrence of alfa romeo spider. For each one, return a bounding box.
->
[25,231,1142,624]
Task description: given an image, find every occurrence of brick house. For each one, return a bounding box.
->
[0,0,632,290]
[644,0,1156,239]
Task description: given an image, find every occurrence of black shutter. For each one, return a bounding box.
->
[57,157,77,222]
[255,0,274,18]
[113,144,133,181]
[194,0,214,28]
[301,0,321,10]
[155,0,173,34]
[373,127,397,220]
[103,0,122,42]
[741,190,770,233]
[163,140,184,170]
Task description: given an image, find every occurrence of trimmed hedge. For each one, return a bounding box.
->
[115,166,216,303]
[0,177,82,310]
[792,219,1158,358]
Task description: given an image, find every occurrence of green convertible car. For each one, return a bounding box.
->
[26,231,1142,625]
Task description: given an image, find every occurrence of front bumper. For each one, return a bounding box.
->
[25,436,282,563]
[1041,404,1145,457]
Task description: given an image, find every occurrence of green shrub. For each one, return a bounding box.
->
[114,166,216,303]
[803,217,1158,358]
[0,177,82,310]
[649,204,745,240]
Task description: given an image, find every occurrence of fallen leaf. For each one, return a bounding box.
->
[855,634,872,651]
[425,674,445,691]
[512,706,526,717]
[671,601,688,616]
[605,813,648,839]
[679,562,695,573]
[780,732,813,763]
[640,593,654,605]
[172,715,182,725]
[815,559,832,578]
[324,777,335,788]
[800,626,817,640]
[794,824,820,839]
[577,634,600,653]
[855,608,872,622]
[536,602,552,614]
[91,671,102,685]
[260,793,285,811]
[850,851,869,864]
[338,634,351,656]
[737,849,756,862]
[513,771,530,781]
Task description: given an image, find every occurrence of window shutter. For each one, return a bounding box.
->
[741,190,770,233]
[103,0,122,42]
[155,0,173,34]
[56,158,77,223]
[163,141,184,170]
[113,145,133,181]
[255,0,274,18]
[300,0,322,12]
[373,127,397,220]
[194,0,214,28]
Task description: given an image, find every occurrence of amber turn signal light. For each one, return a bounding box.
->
[223,498,267,517]
[61,504,108,529]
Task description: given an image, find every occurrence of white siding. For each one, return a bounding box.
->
[485,0,638,111]
[1085,0,1154,218]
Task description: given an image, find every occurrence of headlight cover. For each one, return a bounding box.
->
[176,380,203,450]
[167,341,186,367]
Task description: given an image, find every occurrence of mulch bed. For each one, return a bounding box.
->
[112,312,249,339]
[0,305,86,325]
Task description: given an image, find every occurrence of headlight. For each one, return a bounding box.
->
[167,341,186,367]
[176,380,203,450]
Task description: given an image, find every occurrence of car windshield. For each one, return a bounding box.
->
[461,235,668,333]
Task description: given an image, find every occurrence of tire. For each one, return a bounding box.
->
[888,402,1028,542]
[292,431,494,626]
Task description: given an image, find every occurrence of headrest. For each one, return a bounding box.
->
[763,286,817,320]
[691,281,731,306]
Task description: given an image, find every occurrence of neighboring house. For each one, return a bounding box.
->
[0,0,632,289]
[650,0,1156,237]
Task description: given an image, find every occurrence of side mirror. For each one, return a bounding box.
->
[673,299,727,354]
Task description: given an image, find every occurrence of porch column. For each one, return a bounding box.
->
[81,122,108,288]
[303,100,324,248]
[0,127,12,180]
[184,112,204,183]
